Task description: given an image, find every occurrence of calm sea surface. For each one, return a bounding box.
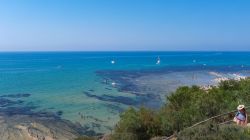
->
[0,51,250,133]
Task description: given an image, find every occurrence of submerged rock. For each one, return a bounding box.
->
[1,93,31,98]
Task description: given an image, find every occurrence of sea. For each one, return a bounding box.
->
[0,51,250,134]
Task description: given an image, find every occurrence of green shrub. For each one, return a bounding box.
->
[111,107,162,140]
[177,123,250,140]
[75,136,98,140]
[110,132,138,140]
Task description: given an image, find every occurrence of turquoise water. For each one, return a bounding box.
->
[0,51,250,134]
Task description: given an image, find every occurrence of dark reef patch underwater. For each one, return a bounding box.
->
[96,65,250,109]
[83,91,138,106]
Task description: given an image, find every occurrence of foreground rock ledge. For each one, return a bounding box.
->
[0,114,85,140]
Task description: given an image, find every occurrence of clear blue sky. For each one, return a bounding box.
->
[0,0,249,51]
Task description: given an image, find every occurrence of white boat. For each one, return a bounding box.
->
[111,82,116,86]
[111,60,115,64]
[156,56,160,65]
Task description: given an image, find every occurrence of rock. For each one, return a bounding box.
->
[0,113,91,140]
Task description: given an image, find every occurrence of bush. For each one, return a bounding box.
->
[177,123,250,140]
[110,107,162,140]
[75,136,98,140]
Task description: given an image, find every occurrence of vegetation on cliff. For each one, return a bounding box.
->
[109,78,250,140]
[177,123,250,140]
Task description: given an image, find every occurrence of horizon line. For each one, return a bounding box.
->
[0,50,250,53]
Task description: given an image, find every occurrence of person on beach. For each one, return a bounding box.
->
[234,105,247,126]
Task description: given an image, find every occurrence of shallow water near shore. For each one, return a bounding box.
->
[0,51,250,135]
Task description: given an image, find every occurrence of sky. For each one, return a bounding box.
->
[0,0,249,51]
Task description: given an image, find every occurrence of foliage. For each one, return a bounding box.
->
[110,78,250,140]
[75,136,98,140]
[110,107,161,140]
[177,123,250,140]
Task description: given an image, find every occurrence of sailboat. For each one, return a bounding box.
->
[156,56,160,65]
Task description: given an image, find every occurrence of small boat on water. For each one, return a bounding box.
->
[111,60,115,64]
[111,82,116,86]
[156,56,160,65]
